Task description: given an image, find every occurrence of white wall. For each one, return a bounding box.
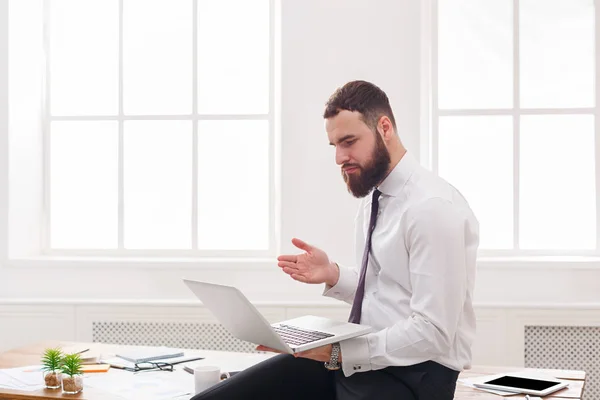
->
[0,0,422,302]
[1,301,599,368]
[280,0,421,263]
[0,0,7,266]
[1,0,600,362]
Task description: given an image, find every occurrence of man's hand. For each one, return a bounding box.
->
[277,238,340,286]
[256,344,342,363]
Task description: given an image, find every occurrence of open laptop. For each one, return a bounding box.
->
[183,279,372,354]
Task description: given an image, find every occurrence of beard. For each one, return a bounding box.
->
[342,132,391,198]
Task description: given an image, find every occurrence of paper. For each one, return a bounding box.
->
[85,369,192,400]
[549,370,584,380]
[60,345,100,364]
[86,351,274,400]
[458,378,518,396]
[0,365,46,392]
[60,345,90,355]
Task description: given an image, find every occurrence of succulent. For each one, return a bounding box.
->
[60,353,83,377]
[41,348,63,372]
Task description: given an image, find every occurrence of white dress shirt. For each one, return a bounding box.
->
[324,152,479,377]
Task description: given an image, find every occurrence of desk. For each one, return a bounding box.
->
[0,341,586,399]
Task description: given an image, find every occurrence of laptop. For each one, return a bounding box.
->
[183,279,372,354]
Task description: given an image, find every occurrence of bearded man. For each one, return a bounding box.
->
[192,80,480,400]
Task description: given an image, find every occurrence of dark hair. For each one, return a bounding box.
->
[323,80,396,131]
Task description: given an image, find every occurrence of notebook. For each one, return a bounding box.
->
[60,346,100,364]
[80,364,111,373]
[115,347,184,363]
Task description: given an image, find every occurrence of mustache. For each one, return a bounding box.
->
[342,164,360,170]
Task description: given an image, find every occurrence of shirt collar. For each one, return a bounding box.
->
[376,151,419,197]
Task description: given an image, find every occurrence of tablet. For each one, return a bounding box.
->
[473,374,569,396]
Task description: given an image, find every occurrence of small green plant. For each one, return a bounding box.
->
[42,348,64,389]
[41,348,63,372]
[60,353,83,377]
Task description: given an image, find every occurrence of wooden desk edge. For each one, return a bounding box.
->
[0,343,588,400]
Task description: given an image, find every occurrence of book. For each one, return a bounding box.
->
[115,347,184,363]
[60,346,100,365]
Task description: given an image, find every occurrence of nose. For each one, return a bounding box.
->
[335,147,350,166]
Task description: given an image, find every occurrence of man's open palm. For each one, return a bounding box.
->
[277,238,338,286]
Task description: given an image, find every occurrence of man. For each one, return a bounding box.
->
[193,80,479,399]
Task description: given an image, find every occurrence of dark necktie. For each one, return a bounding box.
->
[348,189,381,324]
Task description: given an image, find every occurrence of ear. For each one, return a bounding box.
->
[377,116,394,141]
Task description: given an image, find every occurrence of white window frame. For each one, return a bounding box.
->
[41,0,278,259]
[423,0,600,258]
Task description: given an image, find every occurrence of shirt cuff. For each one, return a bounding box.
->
[339,335,372,377]
[322,264,357,302]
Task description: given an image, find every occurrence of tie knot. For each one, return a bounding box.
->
[372,189,382,202]
[370,189,381,215]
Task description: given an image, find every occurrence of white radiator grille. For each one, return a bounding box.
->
[92,321,258,353]
[525,325,597,400]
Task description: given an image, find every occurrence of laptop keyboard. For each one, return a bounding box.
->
[272,324,334,346]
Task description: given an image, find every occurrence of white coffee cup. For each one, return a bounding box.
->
[194,365,221,394]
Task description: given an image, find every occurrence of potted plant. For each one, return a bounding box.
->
[60,353,84,394]
[41,347,63,389]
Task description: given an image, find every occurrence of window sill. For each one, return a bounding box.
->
[0,297,346,307]
[5,254,600,270]
[5,255,278,270]
[477,255,600,269]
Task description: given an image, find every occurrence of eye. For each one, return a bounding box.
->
[345,139,357,146]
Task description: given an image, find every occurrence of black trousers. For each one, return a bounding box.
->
[190,354,459,400]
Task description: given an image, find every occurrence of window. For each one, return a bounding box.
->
[429,0,597,256]
[10,0,275,257]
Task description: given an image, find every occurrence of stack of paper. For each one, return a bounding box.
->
[0,365,46,392]
[85,369,192,400]
[60,345,100,364]
[458,377,516,396]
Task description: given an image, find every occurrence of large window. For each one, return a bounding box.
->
[11,0,275,257]
[430,0,597,256]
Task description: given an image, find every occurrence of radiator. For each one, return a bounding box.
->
[525,325,598,400]
[92,321,258,353]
